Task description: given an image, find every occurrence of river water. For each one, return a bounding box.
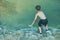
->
[0,24,60,40]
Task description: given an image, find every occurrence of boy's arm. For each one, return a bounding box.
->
[31,14,38,26]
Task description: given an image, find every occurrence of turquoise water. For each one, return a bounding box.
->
[0,0,60,27]
[0,24,60,40]
[0,0,60,40]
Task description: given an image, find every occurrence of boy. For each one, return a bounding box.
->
[29,5,49,34]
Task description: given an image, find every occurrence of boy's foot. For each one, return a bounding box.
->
[46,30,52,34]
[46,30,52,36]
[40,33,42,34]
[40,33,43,37]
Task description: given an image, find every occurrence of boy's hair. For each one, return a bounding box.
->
[35,5,41,11]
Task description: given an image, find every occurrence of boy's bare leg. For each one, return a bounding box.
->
[38,26,42,34]
[38,26,43,37]
[45,24,48,31]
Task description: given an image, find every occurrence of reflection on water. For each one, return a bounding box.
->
[0,24,60,40]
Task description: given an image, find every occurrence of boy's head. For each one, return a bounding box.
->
[35,5,41,11]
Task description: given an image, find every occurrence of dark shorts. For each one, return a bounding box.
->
[38,19,48,26]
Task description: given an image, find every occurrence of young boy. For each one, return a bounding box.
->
[29,5,48,34]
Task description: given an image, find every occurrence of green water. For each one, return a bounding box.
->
[0,0,60,27]
[0,0,60,40]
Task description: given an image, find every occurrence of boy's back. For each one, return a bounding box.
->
[37,11,46,19]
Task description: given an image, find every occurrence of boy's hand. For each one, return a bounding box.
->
[29,25,33,27]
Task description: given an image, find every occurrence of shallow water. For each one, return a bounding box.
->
[0,24,60,40]
[0,0,60,40]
